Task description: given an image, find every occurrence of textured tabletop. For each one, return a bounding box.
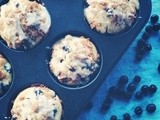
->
[79,0,160,120]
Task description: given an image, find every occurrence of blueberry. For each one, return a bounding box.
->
[35,90,43,96]
[110,115,117,120]
[137,39,146,49]
[69,67,76,72]
[142,32,150,40]
[146,103,156,113]
[149,84,157,93]
[153,23,160,31]
[124,92,132,100]
[123,113,131,120]
[136,54,143,61]
[100,103,110,113]
[145,25,153,34]
[141,85,149,94]
[21,39,31,49]
[133,75,141,84]
[108,86,117,97]
[135,106,143,115]
[135,91,143,99]
[16,3,19,8]
[158,64,160,73]
[104,96,114,105]
[150,14,159,24]
[144,44,152,52]
[116,88,125,98]
[127,83,136,92]
[84,101,93,111]
[118,76,128,86]
[53,109,57,117]
[62,46,69,51]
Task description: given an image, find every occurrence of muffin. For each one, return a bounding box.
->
[49,35,100,86]
[0,54,12,89]
[11,85,62,120]
[84,0,139,34]
[0,0,51,50]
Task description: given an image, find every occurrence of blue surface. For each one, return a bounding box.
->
[79,0,160,120]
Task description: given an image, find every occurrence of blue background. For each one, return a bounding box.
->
[79,0,160,120]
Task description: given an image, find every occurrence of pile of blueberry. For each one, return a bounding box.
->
[100,75,141,114]
[97,75,157,120]
[135,14,160,61]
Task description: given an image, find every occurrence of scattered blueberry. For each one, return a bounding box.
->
[135,106,143,115]
[137,39,146,49]
[146,103,156,113]
[158,64,160,73]
[133,75,141,84]
[105,96,114,104]
[127,83,136,92]
[84,101,93,111]
[108,86,117,97]
[110,115,117,120]
[144,44,152,52]
[150,14,159,24]
[141,85,149,94]
[123,113,131,120]
[136,54,143,61]
[118,76,128,86]
[116,88,125,99]
[135,91,143,99]
[142,32,150,40]
[145,25,153,34]
[100,103,110,113]
[153,23,160,31]
[149,84,157,94]
[124,92,132,100]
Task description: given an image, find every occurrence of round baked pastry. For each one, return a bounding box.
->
[11,85,62,120]
[0,54,12,87]
[49,35,100,86]
[0,0,51,50]
[84,0,139,34]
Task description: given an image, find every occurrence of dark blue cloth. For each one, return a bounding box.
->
[79,0,160,120]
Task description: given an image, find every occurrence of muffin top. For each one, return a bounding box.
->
[0,54,11,86]
[0,0,51,50]
[49,35,100,85]
[11,85,62,120]
[84,0,139,33]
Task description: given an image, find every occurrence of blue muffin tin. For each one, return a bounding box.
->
[0,0,151,120]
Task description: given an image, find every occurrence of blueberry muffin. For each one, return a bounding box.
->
[0,54,11,87]
[84,0,139,34]
[11,85,62,120]
[49,35,100,85]
[0,0,51,50]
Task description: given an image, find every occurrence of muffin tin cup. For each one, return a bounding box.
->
[7,83,64,120]
[46,31,102,89]
[0,52,13,99]
[0,0,151,120]
[0,0,51,51]
[83,0,140,37]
